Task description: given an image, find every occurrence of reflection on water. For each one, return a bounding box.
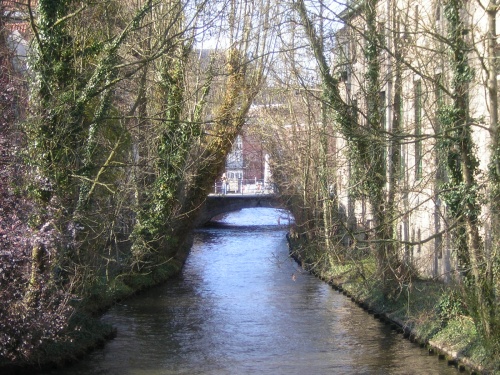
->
[43,208,459,375]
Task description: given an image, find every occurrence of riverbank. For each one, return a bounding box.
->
[287,235,499,375]
[0,240,191,375]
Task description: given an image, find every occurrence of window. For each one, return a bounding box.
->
[435,74,443,106]
[336,39,350,82]
[351,99,358,124]
[400,143,406,181]
[417,228,422,253]
[379,91,386,128]
[435,1,444,34]
[350,37,357,64]
[414,5,419,33]
[399,99,406,181]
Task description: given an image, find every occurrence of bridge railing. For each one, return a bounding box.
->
[214,178,275,195]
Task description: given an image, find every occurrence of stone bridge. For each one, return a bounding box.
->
[195,193,283,226]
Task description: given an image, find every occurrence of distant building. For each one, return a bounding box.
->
[224,125,268,193]
[2,0,33,73]
[225,134,244,181]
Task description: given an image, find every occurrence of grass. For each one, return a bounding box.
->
[290,243,499,374]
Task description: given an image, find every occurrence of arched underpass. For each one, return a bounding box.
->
[195,194,284,226]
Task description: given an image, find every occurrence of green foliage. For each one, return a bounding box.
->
[338,0,385,206]
[130,49,193,256]
[3,0,270,369]
[444,0,474,86]
[437,1,500,360]
[437,290,466,323]
[440,181,482,219]
[435,1,480,267]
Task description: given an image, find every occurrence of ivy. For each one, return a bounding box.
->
[437,290,466,324]
[130,44,195,258]
[437,0,480,219]
[441,181,481,219]
[437,0,500,355]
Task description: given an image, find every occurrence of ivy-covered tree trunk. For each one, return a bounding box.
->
[293,0,358,249]
[485,0,500,355]
[26,0,80,301]
[389,10,403,281]
[28,0,159,283]
[363,0,394,291]
[170,47,265,253]
[317,6,337,265]
[487,0,500,183]
[440,0,499,354]
[129,40,196,267]
[129,0,270,268]
[293,0,396,278]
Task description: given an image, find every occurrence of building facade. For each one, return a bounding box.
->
[333,0,497,279]
[223,126,268,193]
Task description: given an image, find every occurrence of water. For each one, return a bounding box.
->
[44,208,459,374]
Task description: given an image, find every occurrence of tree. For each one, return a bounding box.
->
[291,0,404,290]
[9,0,273,362]
[287,0,500,357]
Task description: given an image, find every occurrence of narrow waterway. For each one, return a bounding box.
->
[45,208,459,375]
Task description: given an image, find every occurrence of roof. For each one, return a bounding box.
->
[2,1,36,36]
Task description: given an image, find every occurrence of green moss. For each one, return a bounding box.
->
[431,317,499,372]
[413,313,442,342]
[433,317,477,352]
[108,278,135,299]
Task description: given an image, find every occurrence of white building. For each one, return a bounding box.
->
[333,0,497,280]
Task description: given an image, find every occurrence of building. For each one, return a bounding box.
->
[223,124,269,194]
[332,0,496,279]
[1,0,33,73]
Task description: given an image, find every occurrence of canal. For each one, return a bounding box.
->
[44,208,459,375]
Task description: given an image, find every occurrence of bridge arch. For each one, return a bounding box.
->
[195,194,285,226]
